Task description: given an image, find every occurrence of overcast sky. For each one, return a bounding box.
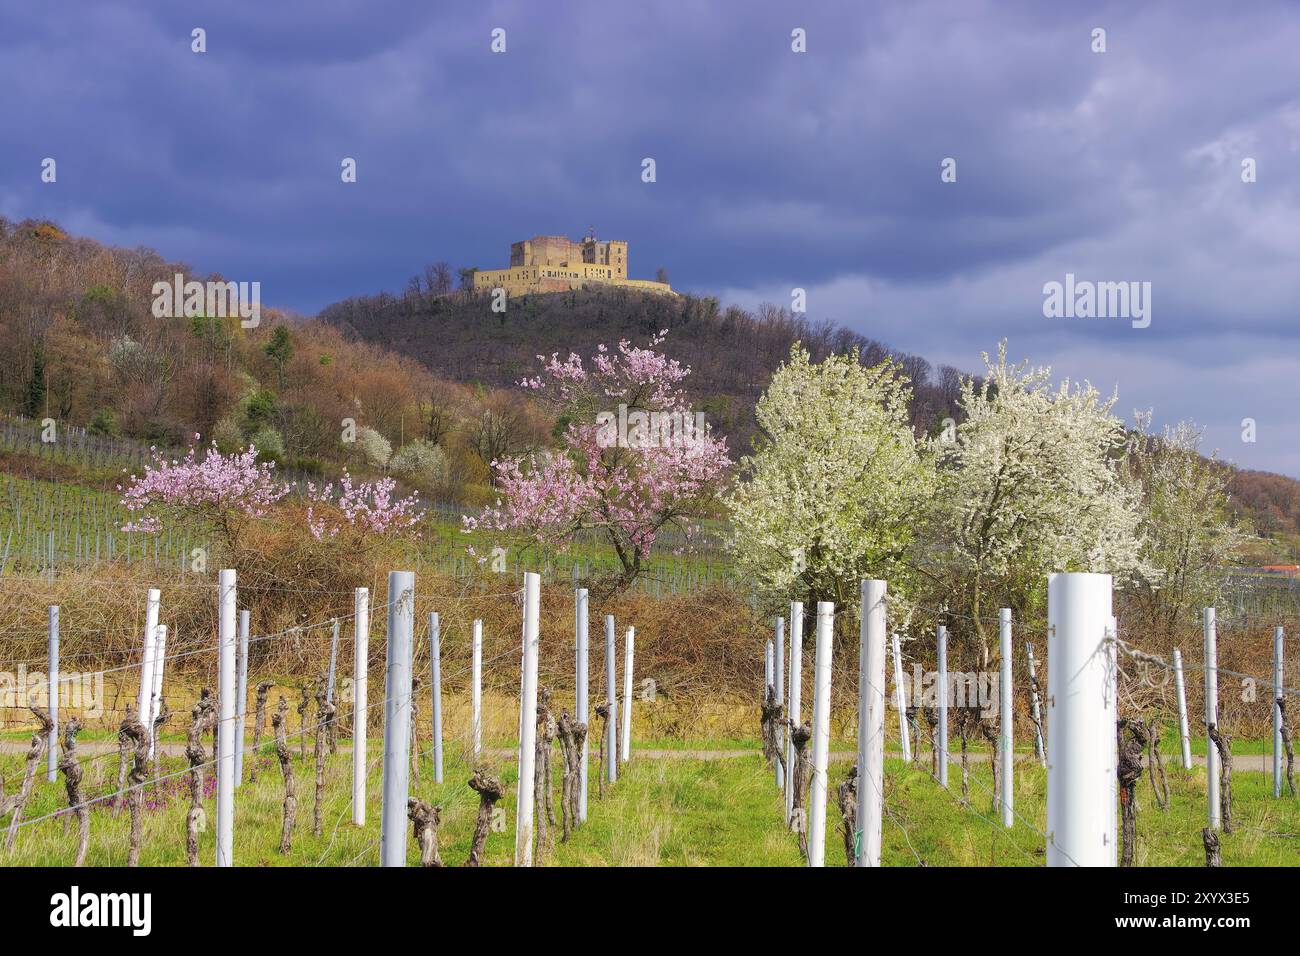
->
[4,1,1299,474]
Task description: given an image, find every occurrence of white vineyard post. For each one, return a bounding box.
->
[764,639,773,704]
[1274,626,1285,799]
[764,639,773,776]
[855,580,887,867]
[352,587,369,826]
[1204,607,1220,829]
[774,617,785,788]
[807,601,834,867]
[785,601,803,824]
[429,612,443,784]
[216,569,237,867]
[380,571,414,866]
[1026,641,1047,766]
[604,614,618,785]
[999,608,1014,828]
[471,619,483,758]
[326,618,340,706]
[1172,647,1192,770]
[47,605,59,782]
[515,572,541,866]
[575,589,590,822]
[620,626,635,763]
[937,624,949,788]
[891,633,911,762]
[234,609,250,784]
[1045,572,1116,867]
[150,624,167,762]
[137,587,161,739]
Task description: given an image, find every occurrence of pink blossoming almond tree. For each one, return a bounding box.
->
[464,334,731,591]
[120,438,421,561]
[118,438,290,556]
[305,471,421,552]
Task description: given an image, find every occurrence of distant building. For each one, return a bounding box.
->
[472,233,674,297]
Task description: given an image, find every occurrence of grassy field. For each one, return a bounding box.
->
[3,739,1296,866]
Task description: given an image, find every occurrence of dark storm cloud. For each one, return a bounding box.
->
[2,0,1299,472]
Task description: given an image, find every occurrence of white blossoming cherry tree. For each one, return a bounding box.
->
[725,344,933,615]
[937,342,1148,664]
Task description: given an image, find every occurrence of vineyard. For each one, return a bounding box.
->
[1,415,734,594]
[0,565,1296,870]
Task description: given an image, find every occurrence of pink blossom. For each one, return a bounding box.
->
[471,335,730,583]
[119,442,289,538]
[305,472,421,541]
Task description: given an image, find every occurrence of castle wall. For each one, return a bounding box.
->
[473,235,664,296]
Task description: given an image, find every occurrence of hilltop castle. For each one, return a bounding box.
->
[473,233,674,297]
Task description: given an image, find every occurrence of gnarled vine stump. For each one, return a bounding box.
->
[185,689,216,867]
[407,798,443,867]
[465,768,505,867]
[272,697,297,854]
[58,717,89,866]
[2,705,54,851]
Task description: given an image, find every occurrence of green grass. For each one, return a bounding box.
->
[1160,724,1275,756]
[3,740,1297,866]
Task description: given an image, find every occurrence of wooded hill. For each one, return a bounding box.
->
[318,281,967,453]
[2,216,1298,550]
